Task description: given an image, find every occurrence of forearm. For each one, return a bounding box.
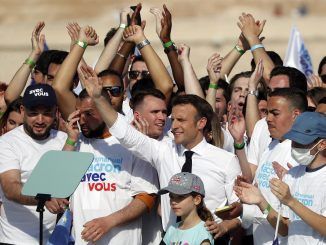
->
[93,96,118,128]
[245,95,260,138]
[105,198,147,228]
[166,50,184,91]
[4,182,38,206]
[247,36,274,82]
[181,61,204,98]
[220,48,242,78]
[139,43,173,102]
[221,218,241,233]
[287,198,326,236]
[95,28,124,74]
[234,148,255,183]
[5,52,40,104]
[108,41,134,75]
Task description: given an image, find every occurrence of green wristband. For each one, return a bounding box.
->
[234,141,245,150]
[163,41,173,48]
[75,40,88,49]
[24,58,36,69]
[209,83,218,89]
[234,45,245,55]
[65,138,76,147]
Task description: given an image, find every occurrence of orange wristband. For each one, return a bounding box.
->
[135,193,156,212]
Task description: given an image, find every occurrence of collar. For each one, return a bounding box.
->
[178,138,207,157]
[96,131,111,139]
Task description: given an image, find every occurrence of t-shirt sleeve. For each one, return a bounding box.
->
[0,139,20,174]
[109,113,164,170]
[224,155,241,204]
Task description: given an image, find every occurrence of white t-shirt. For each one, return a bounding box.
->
[247,118,272,166]
[283,165,326,245]
[70,135,158,245]
[0,126,67,244]
[109,113,241,230]
[245,139,298,245]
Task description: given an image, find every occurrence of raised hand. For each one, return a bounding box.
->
[150,7,163,37]
[78,65,103,99]
[249,58,264,89]
[66,22,81,51]
[78,26,99,46]
[237,13,266,42]
[123,25,145,44]
[65,110,81,142]
[269,178,294,206]
[308,74,326,90]
[160,4,172,43]
[228,103,246,144]
[132,115,149,135]
[234,179,263,205]
[120,8,129,26]
[207,53,223,83]
[31,21,45,56]
[177,43,190,64]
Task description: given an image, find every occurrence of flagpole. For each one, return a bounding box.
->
[274,203,282,241]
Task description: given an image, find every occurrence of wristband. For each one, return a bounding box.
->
[117,52,127,60]
[163,40,174,48]
[248,90,259,97]
[65,138,76,147]
[136,39,150,51]
[234,45,245,55]
[262,203,272,218]
[24,58,36,69]
[209,83,218,89]
[250,44,264,52]
[75,40,88,49]
[234,141,245,150]
[119,23,127,29]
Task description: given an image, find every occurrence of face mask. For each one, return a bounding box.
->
[291,141,321,166]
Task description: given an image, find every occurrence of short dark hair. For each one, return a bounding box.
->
[269,88,308,112]
[251,51,283,70]
[130,56,145,70]
[318,56,326,76]
[78,88,110,102]
[130,77,155,97]
[171,94,214,131]
[48,50,69,66]
[130,88,166,110]
[228,71,252,98]
[98,69,124,90]
[35,50,59,75]
[198,77,230,102]
[307,88,326,106]
[270,66,307,92]
[104,28,118,46]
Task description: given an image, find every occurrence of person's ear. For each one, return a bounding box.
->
[317,139,326,152]
[292,109,301,120]
[134,111,140,120]
[20,105,25,114]
[197,117,207,130]
[193,194,202,206]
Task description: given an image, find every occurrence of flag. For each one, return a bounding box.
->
[284,26,313,77]
[272,237,279,245]
[47,209,74,245]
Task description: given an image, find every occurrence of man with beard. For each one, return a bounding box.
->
[0,84,69,244]
[52,26,158,244]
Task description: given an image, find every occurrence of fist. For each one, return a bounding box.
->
[123,25,145,44]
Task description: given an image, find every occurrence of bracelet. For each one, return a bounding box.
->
[209,83,218,89]
[65,138,76,147]
[234,141,245,150]
[163,40,174,48]
[75,40,88,49]
[234,45,245,55]
[250,44,264,52]
[24,58,36,69]
[117,52,127,60]
[136,39,150,51]
[119,23,127,29]
[262,203,272,217]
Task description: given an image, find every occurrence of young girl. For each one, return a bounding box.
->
[158,172,214,245]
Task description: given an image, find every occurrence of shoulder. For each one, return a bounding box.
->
[205,142,237,160]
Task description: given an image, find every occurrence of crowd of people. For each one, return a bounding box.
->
[0,3,325,245]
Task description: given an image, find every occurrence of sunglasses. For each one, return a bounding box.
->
[103,86,123,97]
[128,70,150,80]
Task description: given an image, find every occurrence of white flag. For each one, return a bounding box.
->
[284,26,313,76]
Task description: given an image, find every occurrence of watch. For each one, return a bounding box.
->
[164,43,177,54]
[136,39,150,51]
[248,90,259,97]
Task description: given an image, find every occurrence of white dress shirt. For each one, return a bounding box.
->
[109,113,241,230]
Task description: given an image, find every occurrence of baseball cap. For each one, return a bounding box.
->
[23,84,57,109]
[158,172,205,197]
[283,112,326,145]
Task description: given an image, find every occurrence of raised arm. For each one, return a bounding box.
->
[94,9,128,74]
[52,25,99,120]
[123,24,174,102]
[153,5,185,91]
[5,22,45,104]
[245,59,264,138]
[237,13,273,82]
[206,53,222,111]
[177,44,205,98]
